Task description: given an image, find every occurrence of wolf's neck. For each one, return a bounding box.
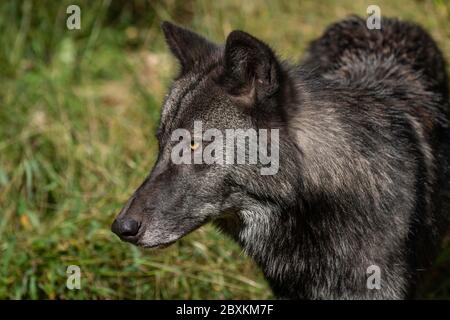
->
[234,204,317,299]
[233,201,388,300]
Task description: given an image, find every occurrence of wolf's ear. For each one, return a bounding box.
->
[161,21,218,73]
[221,30,282,106]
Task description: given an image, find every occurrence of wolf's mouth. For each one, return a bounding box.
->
[140,240,176,249]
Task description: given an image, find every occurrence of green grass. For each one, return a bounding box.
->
[0,0,449,299]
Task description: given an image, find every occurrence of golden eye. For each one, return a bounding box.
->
[190,141,200,151]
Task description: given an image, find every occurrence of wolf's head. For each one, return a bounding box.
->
[111,22,297,248]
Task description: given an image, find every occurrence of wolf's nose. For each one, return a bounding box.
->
[111,218,140,237]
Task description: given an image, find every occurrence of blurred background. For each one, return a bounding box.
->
[0,0,449,299]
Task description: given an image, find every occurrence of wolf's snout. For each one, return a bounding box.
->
[111,217,141,238]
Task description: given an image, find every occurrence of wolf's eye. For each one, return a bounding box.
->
[190,140,200,151]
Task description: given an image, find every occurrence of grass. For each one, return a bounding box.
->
[0,0,449,299]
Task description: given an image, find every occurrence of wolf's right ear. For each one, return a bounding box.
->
[161,21,218,74]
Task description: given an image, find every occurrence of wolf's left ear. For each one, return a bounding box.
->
[161,21,218,73]
[221,30,282,106]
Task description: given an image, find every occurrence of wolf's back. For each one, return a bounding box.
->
[303,16,448,101]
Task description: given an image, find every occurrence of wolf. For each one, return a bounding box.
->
[112,16,450,299]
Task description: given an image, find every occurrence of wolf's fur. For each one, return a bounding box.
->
[112,16,450,299]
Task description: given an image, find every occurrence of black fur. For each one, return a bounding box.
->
[112,16,450,299]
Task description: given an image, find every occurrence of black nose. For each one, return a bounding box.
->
[111,218,140,237]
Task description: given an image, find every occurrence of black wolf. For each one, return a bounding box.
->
[112,16,450,299]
